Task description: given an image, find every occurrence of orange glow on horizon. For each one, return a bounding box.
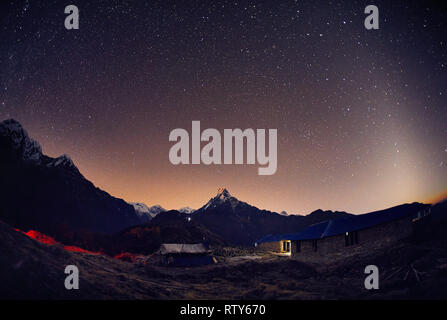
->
[425,189,447,205]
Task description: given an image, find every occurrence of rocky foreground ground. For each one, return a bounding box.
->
[1,217,447,300]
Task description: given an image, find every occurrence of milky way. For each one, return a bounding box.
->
[1,0,446,214]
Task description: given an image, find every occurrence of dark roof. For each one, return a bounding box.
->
[255,233,297,244]
[256,203,428,244]
[158,243,209,255]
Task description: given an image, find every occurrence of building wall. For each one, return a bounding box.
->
[292,216,414,263]
[256,216,414,263]
[257,240,281,252]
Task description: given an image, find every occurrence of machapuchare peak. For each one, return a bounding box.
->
[217,187,231,199]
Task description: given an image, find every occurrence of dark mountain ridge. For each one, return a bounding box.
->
[0,119,141,236]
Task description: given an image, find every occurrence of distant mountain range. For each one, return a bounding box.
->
[130,203,166,223]
[190,187,350,245]
[129,203,195,223]
[1,119,431,248]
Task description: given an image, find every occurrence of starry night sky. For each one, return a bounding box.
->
[1,0,446,214]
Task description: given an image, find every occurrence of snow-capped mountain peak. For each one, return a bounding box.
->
[130,202,166,222]
[0,119,82,174]
[178,206,195,214]
[47,154,76,169]
[0,119,42,164]
[217,187,231,200]
[200,187,240,211]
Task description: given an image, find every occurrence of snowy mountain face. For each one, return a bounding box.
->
[46,154,74,167]
[178,206,195,214]
[130,203,166,222]
[0,119,42,164]
[130,202,195,222]
[46,154,80,173]
[0,119,142,234]
[200,187,242,211]
[0,119,80,174]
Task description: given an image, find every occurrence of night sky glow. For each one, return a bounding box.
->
[1,0,446,214]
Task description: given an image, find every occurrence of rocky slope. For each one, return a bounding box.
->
[0,119,141,237]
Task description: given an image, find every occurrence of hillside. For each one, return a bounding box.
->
[0,119,141,237]
[1,200,447,299]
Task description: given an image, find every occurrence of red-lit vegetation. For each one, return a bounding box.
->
[25,230,59,245]
[22,229,101,255]
[12,212,225,261]
[63,245,101,255]
[113,252,140,263]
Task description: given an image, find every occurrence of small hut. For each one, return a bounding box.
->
[157,243,216,267]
